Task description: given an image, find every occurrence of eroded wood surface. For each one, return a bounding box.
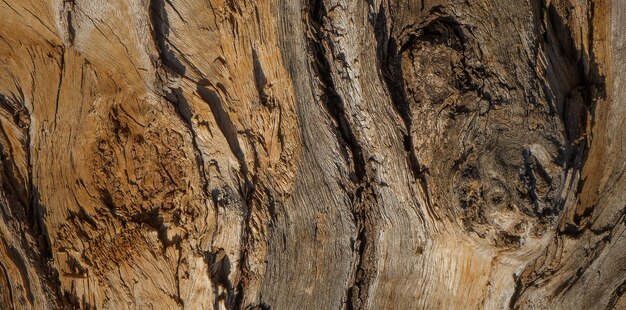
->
[0,0,624,309]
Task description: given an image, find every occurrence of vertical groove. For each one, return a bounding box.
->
[305,1,377,308]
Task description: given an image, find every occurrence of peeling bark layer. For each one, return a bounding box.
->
[0,0,624,309]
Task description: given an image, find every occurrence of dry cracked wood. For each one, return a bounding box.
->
[0,0,624,309]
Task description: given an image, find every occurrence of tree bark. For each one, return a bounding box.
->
[0,0,623,309]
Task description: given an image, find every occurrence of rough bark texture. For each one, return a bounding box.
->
[0,0,623,309]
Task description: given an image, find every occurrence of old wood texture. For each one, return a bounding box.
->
[0,0,624,309]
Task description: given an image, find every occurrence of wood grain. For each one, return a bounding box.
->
[0,0,623,309]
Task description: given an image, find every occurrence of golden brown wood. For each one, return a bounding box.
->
[0,0,623,309]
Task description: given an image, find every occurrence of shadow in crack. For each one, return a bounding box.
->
[149,0,187,75]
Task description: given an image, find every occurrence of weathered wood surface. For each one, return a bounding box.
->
[0,0,624,309]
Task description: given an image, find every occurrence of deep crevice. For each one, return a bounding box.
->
[149,1,247,307]
[375,5,437,211]
[306,1,377,309]
[149,0,186,76]
[508,2,608,304]
[0,93,64,307]
[307,0,366,183]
